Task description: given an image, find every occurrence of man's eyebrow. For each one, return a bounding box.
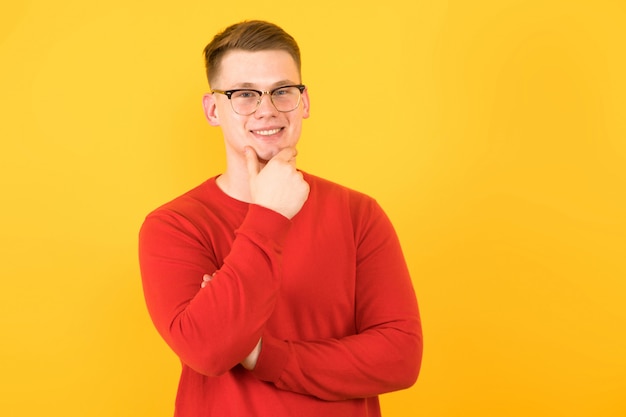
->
[231,80,299,89]
[232,82,256,88]
[271,80,299,87]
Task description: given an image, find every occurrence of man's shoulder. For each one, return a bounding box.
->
[302,171,370,198]
[145,177,222,219]
[303,171,374,203]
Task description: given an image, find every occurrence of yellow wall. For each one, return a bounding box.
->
[1,1,625,416]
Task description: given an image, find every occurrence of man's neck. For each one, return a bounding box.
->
[216,170,251,203]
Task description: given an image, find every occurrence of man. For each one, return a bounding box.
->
[139,20,422,416]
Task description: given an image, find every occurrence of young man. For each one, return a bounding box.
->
[139,20,422,416]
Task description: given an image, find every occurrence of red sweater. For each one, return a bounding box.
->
[139,173,422,417]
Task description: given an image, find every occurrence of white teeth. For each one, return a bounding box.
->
[254,128,281,136]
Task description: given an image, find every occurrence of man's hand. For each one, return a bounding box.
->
[245,146,309,219]
[241,338,262,370]
[200,273,215,288]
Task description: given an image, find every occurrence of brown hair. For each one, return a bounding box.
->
[202,20,302,87]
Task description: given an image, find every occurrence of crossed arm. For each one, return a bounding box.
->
[139,202,421,401]
[139,147,422,400]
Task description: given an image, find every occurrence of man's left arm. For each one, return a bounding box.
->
[249,201,423,400]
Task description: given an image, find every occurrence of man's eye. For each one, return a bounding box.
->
[273,88,290,96]
[234,91,258,99]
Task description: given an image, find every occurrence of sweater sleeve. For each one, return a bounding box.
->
[250,199,423,400]
[139,204,291,376]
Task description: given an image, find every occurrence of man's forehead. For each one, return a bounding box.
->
[220,49,298,68]
[215,50,301,87]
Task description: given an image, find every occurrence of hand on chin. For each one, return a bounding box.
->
[249,145,281,165]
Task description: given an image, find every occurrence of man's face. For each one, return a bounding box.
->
[203,49,310,164]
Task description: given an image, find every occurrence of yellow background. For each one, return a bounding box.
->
[1,1,625,416]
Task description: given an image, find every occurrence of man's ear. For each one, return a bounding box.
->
[202,93,220,126]
[301,88,311,119]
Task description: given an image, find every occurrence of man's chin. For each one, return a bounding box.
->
[257,155,270,165]
[253,147,281,163]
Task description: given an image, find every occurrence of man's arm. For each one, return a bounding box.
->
[139,146,309,376]
[139,204,290,376]
[249,200,423,400]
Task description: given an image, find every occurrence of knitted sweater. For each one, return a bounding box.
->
[139,172,422,417]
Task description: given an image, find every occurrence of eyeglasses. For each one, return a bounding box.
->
[211,84,306,116]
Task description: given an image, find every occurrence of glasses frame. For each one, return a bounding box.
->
[211,84,306,116]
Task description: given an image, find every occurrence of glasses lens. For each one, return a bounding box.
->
[271,86,302,112]
[231,90,261,115]
[228,87,303,115]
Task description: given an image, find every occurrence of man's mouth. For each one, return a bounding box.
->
[252,128,282,136]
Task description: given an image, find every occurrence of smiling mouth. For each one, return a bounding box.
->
[252,128,282,136]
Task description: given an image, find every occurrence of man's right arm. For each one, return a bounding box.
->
[139,147,309,376]
[139,203,291,376]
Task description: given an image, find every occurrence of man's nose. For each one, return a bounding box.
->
[254,92,278,116]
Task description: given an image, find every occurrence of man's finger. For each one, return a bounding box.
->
[274,147,298,165]
[201,273,214,288]
[244,146,260,177]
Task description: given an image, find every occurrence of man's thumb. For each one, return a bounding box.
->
[244,146,260,177]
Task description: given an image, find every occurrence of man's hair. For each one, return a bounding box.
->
[203,20,302,87]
